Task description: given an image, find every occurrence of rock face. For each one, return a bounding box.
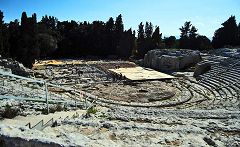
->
[0,57,31,77]
[144,49,202,71]
[193,62,211,77]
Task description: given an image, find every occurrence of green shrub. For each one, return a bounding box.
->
[87,106,98,115]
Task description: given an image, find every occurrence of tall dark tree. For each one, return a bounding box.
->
[115,14,124,34]
[137,22,162,57]
[180,21,191,38]
[9,19,20,58]
[118,29,135,57]
[189,26,198,39]
[195,35,212,51]
[145,22,153,39]
[137,22,145,57]
[41,15,58,30]
[105,17,115,54]
[38,15,59,57]
[16,12,39,68]
[179,21,212,50]
[164,36,177,48]
[114,14,124,55]
[105,17,115,32]
[137,22,145,40]
[189,26,198,48]
[212,15,238,48]
[144,22,154,51]
[0,10,9,56]
[237,23,240,46]
[179,21,192,49]
[152,26,162,48]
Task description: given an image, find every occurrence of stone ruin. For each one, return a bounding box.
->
[144,49,202,72]
[0,57,31,77]
[1,49,240,146]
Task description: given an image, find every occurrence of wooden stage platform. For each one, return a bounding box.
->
[109,67,174,81]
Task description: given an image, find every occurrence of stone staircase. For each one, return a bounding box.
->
[0,110,85,130]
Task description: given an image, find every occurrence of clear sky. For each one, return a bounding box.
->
[0,0,239,38]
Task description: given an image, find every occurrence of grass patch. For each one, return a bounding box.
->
[87,106,98,115]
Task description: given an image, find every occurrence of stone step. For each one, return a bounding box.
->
[229,84,240,94]
[200,80,217,89]
[210,76,235,86]
[224,86,238,97]
[228,68,240,73]
[202,79,221,89]
[220,74,240,82]
[218,87,231,99]
[0,110,85,130]
[197,82,221,98]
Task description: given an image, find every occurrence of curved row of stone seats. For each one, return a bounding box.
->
[220,73,240,82]
[199,76,238,99]
[201,68,240,84]
[229,84,240,96]
[224,86,238,98]
[198,81,222,99]
[190,80,238,109]
[199,65,226,79]
[199,59,240,80]
[0,73,74,102]
[186,78,220,99]
[200,62,240,80]
[196,61,240,102]
[178,80,212,108]
[182,79,220,108]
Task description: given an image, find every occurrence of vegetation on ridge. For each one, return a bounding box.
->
[0,10,240,68]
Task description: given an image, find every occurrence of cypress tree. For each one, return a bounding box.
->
[152,26,162,48]
[0,10,9,57]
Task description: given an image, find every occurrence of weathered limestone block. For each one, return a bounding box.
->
[144,49,201,71]
[194,62,211,77]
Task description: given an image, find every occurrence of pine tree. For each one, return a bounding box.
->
[212,15,238,48]
[179,21,199,49]
[195,35,212,50]
[179,21,192,49]
[180,21,191,38]
[189,26,198,39]
[164,36,177,48]
[189,26,198,48]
